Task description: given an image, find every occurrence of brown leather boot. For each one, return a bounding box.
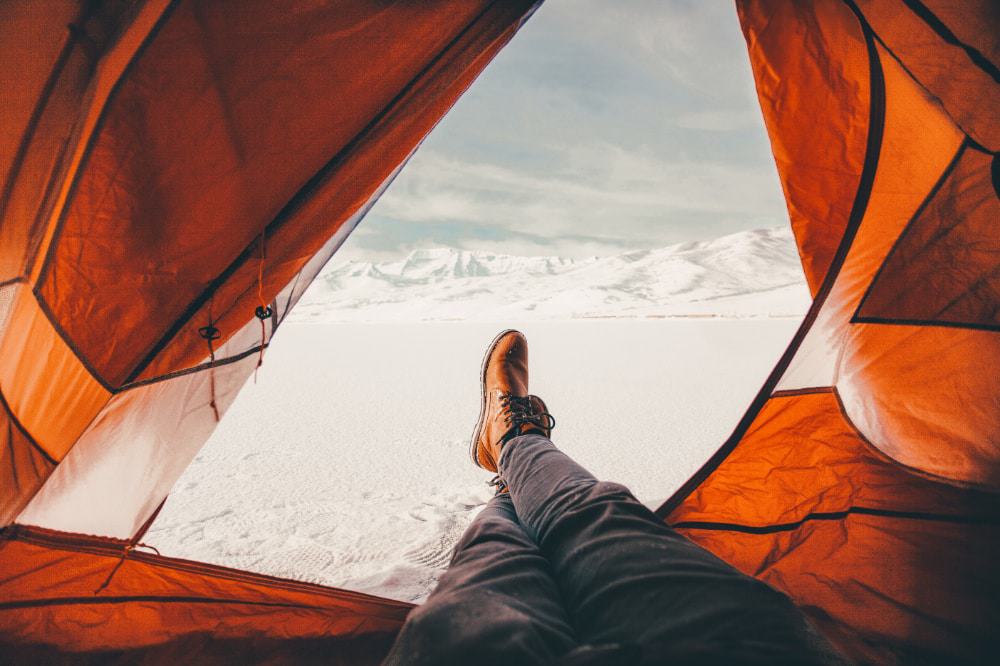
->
[470,330,555,473]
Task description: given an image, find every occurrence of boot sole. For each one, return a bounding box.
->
[469,329,519,468]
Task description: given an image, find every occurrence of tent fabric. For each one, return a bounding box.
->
[854,142,999,330]
[659,0,1000,663]
[0,387,54,526]
[664,390,1000,663]
[0,0,540,539]
[0,0,537,659]
[0,0,150,282]
[854,0,999,151]
[0,525,413,664]
[34,0,536,389]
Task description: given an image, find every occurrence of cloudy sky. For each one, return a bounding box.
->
[340,0,788,261]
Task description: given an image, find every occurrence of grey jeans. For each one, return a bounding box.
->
[383,434,843,665]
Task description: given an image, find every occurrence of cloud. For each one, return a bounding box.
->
[631,2,754,96]
[337,217,638,263]
[338,0,786,260]
[356,141,785,258]
[673,109,761,131]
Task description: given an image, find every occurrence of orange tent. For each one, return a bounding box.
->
[660,1,1000,662]
[1,0,996,663]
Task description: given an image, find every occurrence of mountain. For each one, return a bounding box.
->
[288,227,811,322]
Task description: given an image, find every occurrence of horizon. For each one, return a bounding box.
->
[329,224,793,267]
[291,224,808,324]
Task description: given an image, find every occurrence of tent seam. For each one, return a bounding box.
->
[671,505,1000,535]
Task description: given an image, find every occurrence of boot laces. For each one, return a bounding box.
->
[488,475,508,495]
[499,392,556,436]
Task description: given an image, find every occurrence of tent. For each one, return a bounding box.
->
[0,0,996,663]
[659,1,999,662]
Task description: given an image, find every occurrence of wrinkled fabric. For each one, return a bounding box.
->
[0,526,412,665]
[0,0,541,535]
[666,391,1000,664]
[386,435,844,665]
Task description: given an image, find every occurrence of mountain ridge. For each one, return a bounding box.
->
[289,227,810,322]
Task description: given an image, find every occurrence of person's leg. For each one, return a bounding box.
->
[500,434,844,664]
[382,493,576,666]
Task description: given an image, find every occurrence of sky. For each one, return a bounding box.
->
[339,0,789,261]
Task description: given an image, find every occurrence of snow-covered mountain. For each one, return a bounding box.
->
[288,227,810,322]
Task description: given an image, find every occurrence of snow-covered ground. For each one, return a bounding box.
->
[149,228,809,603]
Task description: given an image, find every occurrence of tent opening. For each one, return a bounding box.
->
[145,0,809,604]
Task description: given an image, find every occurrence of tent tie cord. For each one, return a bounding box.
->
[254,229,272,382]
[254,305,272,384]
[198,324,222,421]
[94,496,168,595]
[92,542,162,595]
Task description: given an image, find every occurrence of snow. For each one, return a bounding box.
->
[290,226,810,322]
[148,228,809,603]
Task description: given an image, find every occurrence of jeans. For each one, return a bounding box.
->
[383,434,844,665]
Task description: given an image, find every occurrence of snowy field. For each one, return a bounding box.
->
[149,319,801,603]
[148,227,808,603]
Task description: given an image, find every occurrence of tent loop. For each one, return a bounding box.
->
[92,542,161,594]
[94,499,167,594]
[132,542,161,556]
[198,323,222,421]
